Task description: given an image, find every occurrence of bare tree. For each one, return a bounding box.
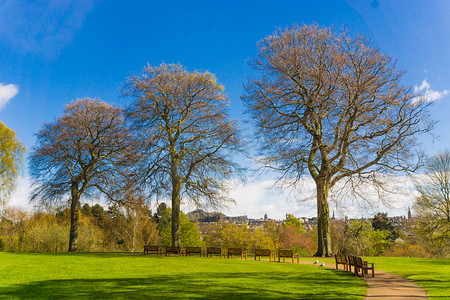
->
[122,63,242,247]
[105,197,159,252]
[414,150,450,257]
[29,98,135,252]
[243,24,432,256]
[0,121,25,207]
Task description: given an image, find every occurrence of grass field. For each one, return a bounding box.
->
[302,256,450,300]
[0,252,366,299]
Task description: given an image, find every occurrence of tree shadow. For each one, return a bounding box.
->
[1,271,365,299]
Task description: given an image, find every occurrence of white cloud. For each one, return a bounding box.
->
[10,174,416,220]
[220,175,416,220]
[413,79,449,104]
[0,83,18,111]
[7,176,32,210]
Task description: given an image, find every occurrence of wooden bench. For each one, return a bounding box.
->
[278,249,299,263]
[185,247,204,257]
[144,245,162,255]
[207,247,226,258]
[165,246,184,256]
[347,255,357,273]
[334,254,349,271]
[227,248,247,260]
[355,256,375,277]
[254,249,276,261]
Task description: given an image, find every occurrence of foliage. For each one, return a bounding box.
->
[154,202,171,232]
[342,220,390,256]
[0,207,105,252]
[0,206,30,252]
[0,252,367,299]
[278,225,316,255]
[250,227,276,251]
[81,203,106,227]
[372,212,398,242]
[284,214,304,234]
[123,63,243,246]
[243,23,432,256]
[157,205,203,247]
[104,201,159,252]
[217,222,253,250]
[0,121,25,207]
[203,220,315,254]
[29,98,135,252]
[413,150,450,258]
[263,220,282,247]
[385,242,427,258]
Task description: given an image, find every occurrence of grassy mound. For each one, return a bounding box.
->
[0,252,366,299]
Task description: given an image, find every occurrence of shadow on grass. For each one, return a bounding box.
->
[0,270,365,299]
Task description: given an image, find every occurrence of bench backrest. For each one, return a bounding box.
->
[355,256,363,267]
[166,246,181,253]
[144,245,160,251]
[335,254,347,264]
[255,249,272,256]
[227,248,242,255]
[278,249,294,257]
[347,255,356,265]
[207,247,222,254]
[186,247,202,253]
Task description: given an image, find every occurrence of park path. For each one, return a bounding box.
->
[301,262,428,299]
[362,270,428,300]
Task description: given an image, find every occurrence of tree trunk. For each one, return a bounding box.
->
[68,186,80,252]
[171,159,181,247]
[314,179,332,257]
[171,182,181,247]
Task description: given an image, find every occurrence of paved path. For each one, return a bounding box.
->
[301,262,428,299]
[362,270,428,300]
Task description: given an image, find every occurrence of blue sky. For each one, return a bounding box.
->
[1,0,450,219]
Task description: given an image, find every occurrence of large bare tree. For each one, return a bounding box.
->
[29,98,134,252]
[243,24,432,256]
[123,63,242,247]
[0,121,25,207]
[414,150,450,257]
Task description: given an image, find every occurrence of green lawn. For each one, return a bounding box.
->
[302,256,450,300]
[0,252,366,299]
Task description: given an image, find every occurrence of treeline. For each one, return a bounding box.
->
[1,202,169,253]
[330,213,448,258]
[2,204,444,258]
[0,204,315,254]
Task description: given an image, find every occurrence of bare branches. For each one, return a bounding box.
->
[243,24,432,256]
[122,63,243,209]
[243,24,432,191]
[122,63,243,246]
[414,151,450,222]
[29,98,136,205]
